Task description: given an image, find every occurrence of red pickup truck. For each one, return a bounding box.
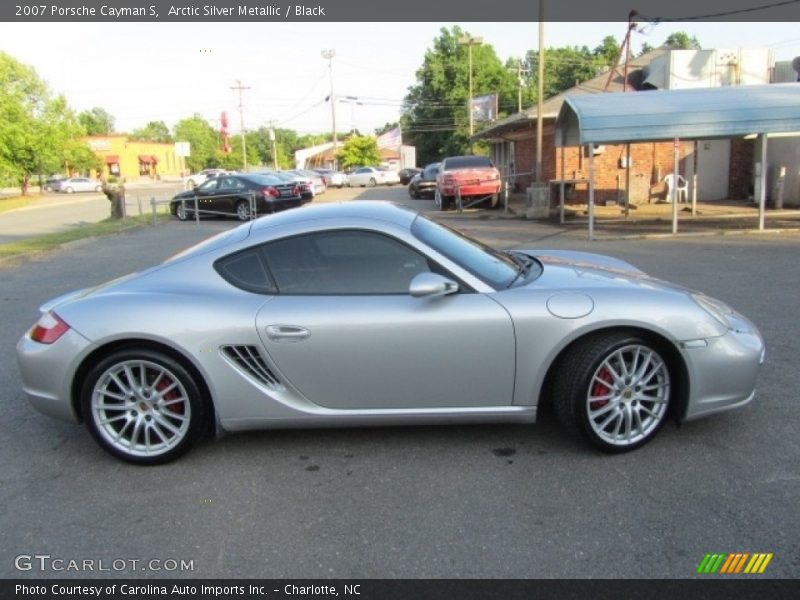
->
[435,155,501,210]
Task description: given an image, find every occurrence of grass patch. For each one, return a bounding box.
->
[0,213,170,260]
[0,193,49,214]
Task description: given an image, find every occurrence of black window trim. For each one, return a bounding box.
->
[214,227,475,297]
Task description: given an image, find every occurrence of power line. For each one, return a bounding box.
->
[643,0,800,21]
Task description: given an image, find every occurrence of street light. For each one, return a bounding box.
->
[339,96,363,133]
[322,49,337,169]
[458,35,483,147]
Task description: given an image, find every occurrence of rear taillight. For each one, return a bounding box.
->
[263,186,280,198]
[30,311,70,344]
[292,185,300,195]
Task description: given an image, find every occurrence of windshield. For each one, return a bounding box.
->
[411,216,517,289]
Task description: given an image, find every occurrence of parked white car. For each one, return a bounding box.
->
[346,166,400,187]
[184,169,228,190]
[313,168,346,188]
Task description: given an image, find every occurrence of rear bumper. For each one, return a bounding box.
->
[441,183,500,197]
[17,329,95,423]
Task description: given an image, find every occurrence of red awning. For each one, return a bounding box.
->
[138,154,154,164]
[104,155,119,164]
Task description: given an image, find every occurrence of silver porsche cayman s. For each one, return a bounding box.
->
[17,202,765,464]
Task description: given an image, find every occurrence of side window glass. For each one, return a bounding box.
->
[214,247,277,294]
[263,231,432,295]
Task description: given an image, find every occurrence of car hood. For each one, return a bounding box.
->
[519,249,691,295]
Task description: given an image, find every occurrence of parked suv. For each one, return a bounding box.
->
[435,155,501,210]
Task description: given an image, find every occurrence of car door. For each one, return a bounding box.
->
[214,176,244,214]
[191,179,220,214]
[252,229,515,410]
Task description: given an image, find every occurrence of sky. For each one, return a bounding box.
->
[1,21,800,137]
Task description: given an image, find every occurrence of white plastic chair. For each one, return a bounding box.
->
[664,173,688,203]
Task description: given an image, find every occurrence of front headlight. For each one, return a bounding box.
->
[692,294,753,334]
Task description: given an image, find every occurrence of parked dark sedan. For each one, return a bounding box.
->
[170,174,302,221]
[408,163,441,199]
[399,167,422,185]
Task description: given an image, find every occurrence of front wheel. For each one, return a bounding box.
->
[65,187,74,194]
[95,185,103,193]
[236,199,251,221]
[367,178,377,188]
[175,203,189,221]
[553,333,672,453]
[81,349,208,464]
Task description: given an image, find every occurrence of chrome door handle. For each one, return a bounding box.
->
[265,325,311,342]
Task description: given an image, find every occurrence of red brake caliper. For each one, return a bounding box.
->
[156,377,183,415]
[590,368,613,409]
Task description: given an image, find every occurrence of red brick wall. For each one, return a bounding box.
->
[729,138,754,200]
[513,134,695,205]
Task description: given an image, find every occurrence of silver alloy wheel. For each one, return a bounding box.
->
[586,344,670,447]
[368,178,377,187]
[236,200,251,221]
[90,359,191,458]
[176,203,188,221]
[434,188,442,208]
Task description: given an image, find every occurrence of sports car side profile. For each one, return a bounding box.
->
[17,202,765,464]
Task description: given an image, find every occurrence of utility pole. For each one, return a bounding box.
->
[535,6,545,182]
[230,79,251,170]
[458,35,483,151]
[322,49,337,169]
[516,59,530,112]
[268,121,278,170]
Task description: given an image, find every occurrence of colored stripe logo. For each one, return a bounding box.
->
[697,553,773,574]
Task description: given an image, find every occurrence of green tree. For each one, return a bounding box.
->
[521,45,603,103]
[638,42,655,56]
[664,32,702,50]
[64,139,101,175]
[336,135,380,169]
[130,120,172,142]
[402,26,518,165]
[173,114,221,173]
[0,52,84,194]
[375,122,399,136]
[78,107,115,135]
[594,35,620,68]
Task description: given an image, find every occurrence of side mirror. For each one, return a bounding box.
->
[409,272,459,298]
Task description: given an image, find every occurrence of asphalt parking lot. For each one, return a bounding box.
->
[1,194,799,579]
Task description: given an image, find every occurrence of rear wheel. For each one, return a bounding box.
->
[81,349,207,465]
[236,200,251,221]
[553,332,672,453]
[65,187,74,194]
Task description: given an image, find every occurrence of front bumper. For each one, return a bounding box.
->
[682,327,765,421]
[16,328,95,423]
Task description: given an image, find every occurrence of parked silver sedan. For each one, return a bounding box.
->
[16,202,765,464]
[54,177,103,193]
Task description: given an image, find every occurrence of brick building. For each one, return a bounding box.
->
[473,48,775,205]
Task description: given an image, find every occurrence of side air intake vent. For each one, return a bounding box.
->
[221,345,283,390]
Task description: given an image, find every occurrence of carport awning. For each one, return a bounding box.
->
[103,155,119,164]
[555,83,800,147]
[138,154,158,164]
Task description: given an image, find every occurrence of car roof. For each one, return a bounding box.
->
[249,201,418,234]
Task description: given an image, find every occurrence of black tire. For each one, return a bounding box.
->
[553,332,672,453]
[175,203,189,221]
[409,186,419,199]
[236,200,251,221]
[367,177,377,188]
[80,348,208,465]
